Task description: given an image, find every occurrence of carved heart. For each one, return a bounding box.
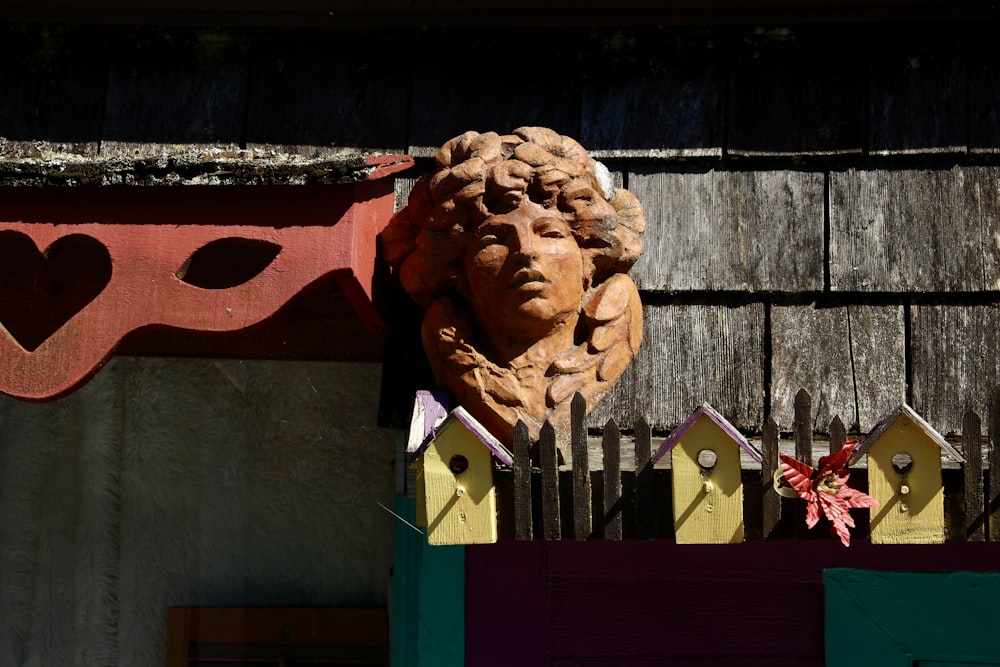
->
[0,232,112,351]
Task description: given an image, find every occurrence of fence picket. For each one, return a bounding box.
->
[829,414,846,456]
[794,388,812,463]
[513,420,533,541]
[540,420,561,540]
[963,410,985,542]
[634,416,655,539]
[603,419,622,540]
[791,390,813,537]
[762,416,781,538]
[571,393,592,540]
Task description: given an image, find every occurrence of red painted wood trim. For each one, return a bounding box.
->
[0,171,405,401]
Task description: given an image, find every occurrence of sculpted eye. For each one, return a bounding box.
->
[474,230,502,249]
[535,218,571,239]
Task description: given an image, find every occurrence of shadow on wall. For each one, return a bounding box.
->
[0,357,395,666]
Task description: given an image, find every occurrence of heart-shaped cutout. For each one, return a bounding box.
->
[0,231,112,351]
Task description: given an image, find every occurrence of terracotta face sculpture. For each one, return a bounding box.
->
[381,127,644,445]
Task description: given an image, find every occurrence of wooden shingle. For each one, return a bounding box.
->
[969,42,1000,153]
[246,35,408,155]
[408,30,581,157]
[910,304,1000,437]
[581,31,723,159]
[829,167,1000,292]
[868,35,966,155]
[630,168,824,292]
[589,303,765,432]
[728,27,863,156]
[770,304,905,434]
[0,25,107,158]
[102,29,249,158]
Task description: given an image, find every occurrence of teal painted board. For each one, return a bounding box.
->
[417,541,464,666]
[391,495,465,667]
[392,496,420,667]
[826,569,1000,667]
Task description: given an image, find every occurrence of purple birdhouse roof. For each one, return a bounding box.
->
[406,391,513,466]
[652,403,761,465]
[851,403,964,465]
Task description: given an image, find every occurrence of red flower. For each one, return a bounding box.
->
[779,441,878,547]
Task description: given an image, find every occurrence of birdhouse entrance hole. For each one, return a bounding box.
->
[696,449,718,469]
[891,452,913,473]
[449,455,470,474]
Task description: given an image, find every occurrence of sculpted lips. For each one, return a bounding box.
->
[508,268,548,289]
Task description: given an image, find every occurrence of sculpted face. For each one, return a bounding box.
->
[463,199,585,355]
[381,127,644,447]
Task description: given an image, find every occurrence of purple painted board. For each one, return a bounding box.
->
[546,551,821,659]
[465,541,548,667]
[553,659,816,667]
[466,540,1000,666]
[652,402,762,464]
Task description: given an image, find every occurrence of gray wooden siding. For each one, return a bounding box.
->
[728,28,864,156]
[631,169,825,292]
[102,30,249,157]
[589,303,765,432]
[770,304,906,433]
[830,167,1000,292]
[868,35,967,155]
[580,32,723,158]
[911,305,1000,436]
[408,30,583,158]
[1,21,998,439]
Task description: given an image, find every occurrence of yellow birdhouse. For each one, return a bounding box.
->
[407,394,512,546]
[852,404,964,544]
[653,404,761,544]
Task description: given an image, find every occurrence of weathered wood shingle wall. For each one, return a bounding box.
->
[3,21,999,439]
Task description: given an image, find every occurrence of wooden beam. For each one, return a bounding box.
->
[0,0,994,26]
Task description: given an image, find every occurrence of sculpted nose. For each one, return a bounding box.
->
[511,225,537,260]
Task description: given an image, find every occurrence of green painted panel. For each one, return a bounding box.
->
[391,495,465,667]
[826,569,1000,667]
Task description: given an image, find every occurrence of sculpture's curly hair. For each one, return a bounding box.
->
[382,127,645,307]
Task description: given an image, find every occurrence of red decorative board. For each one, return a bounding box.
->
[0,154,411,401]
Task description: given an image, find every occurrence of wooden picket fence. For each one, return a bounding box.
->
[492,389,1000,543]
